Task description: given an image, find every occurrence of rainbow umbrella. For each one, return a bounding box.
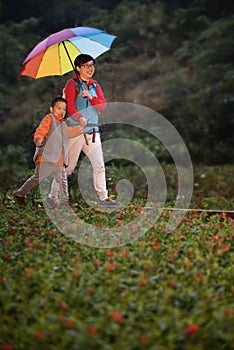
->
[19,26,116,79]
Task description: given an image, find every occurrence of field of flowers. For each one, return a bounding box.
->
[0,198,233,350]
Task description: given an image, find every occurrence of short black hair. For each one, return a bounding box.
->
[51,96,67,108]
[74,54,95,68]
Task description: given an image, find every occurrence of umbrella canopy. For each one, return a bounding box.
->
[19,27,116,79]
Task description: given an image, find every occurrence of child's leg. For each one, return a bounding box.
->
[48,135,84,198]
[17,163,53,196]
[53,166,69,202]
[17,163,41,196]
[49,178,60,198]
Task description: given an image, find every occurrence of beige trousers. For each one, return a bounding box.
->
[50,133,108,201]
[18,163,68,201]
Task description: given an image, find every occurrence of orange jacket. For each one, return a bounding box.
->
[34,113,83,165]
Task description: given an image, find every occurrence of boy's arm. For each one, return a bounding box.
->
[34,115,52,146]
[66,124,84,138]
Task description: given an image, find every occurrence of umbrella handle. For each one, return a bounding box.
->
[62,41,80,81]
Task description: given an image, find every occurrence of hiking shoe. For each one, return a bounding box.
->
[45,196,60,209]
[13,191,26,206]
[99,198,120,207]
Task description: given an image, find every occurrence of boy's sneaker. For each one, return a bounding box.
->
[45,196,60,209]
[99,198,120,208]
[13,191,26,206]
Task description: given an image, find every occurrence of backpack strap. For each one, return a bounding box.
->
[73,78,80,96]
[63,78,97,99]
[62,78,80,98]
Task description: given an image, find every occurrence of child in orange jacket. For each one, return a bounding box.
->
[13,96,83,207]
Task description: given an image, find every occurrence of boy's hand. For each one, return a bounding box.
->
[66,125,84,138]
[35,138,44,147]
[76,125,84,134]
[79,117,90,128]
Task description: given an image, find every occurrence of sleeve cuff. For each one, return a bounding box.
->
[71,112,82,121]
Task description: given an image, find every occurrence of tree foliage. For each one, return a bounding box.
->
[161,15,234,163]
[0,0,233,165]
[0,145,29,202]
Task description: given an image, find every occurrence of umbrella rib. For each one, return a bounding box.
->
[62,41,80,80]
[19,27,116,79]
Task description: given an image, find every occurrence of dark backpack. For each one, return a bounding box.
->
[62,78,80,98]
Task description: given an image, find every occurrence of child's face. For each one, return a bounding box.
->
[50,101,67,120]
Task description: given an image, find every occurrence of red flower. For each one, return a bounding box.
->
[121,250,128,257]
[168,281,177,288]
[84,288,93,295]
[140,334,149,344]
[7,216,15,223]
[111,311,124,323]
[2,344,14,350]
[60,302,69,309]
[167,254,173,260]
[106,250,114,257]
[152,244,161,250]
[213,235,220,243]
[216,249,222,256]
[130,224,138,232]
[3,253,11,259]
[87,326,97,335]
[226,308,233,320]
[193,274,202,281]
[25,240,33,247]
[185,262,192,270]
[116,231,123,237]
[138,279,148,286]
[115,221,122,227]
[33,331,44,339]
[8,226,17,233]
[106,263,115,271]
[64,321,75,328]
[222,244,229,253]
[184,324,199,334]
[185,221,192,226]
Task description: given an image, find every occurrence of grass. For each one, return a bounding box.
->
[0,197,233,350]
